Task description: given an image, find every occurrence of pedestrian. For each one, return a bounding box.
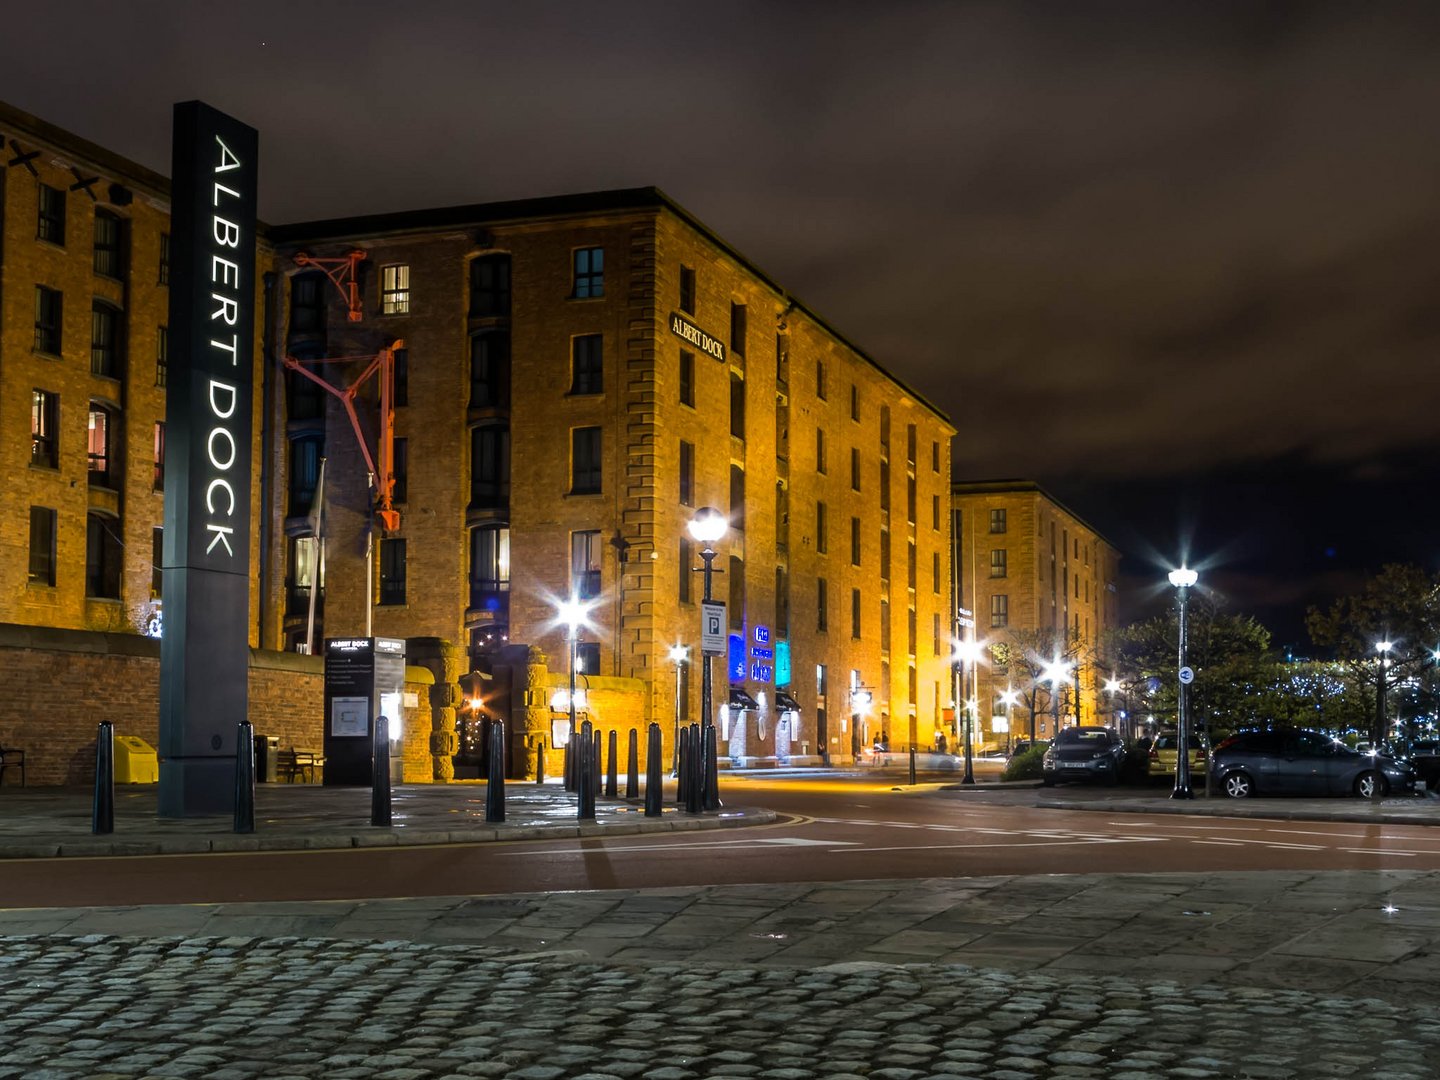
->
[937,731,948,755]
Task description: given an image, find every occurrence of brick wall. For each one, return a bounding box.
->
[0,623,321,786]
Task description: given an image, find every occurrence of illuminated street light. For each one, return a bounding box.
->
[668,643,688,776]
[1041,658,1071,741]
[1169,566,1198,800]
[1373,639,1393,800]
[999,686,1021,755]
[952,637,985,785]
[553,596,593,753]
[687,507,728,810]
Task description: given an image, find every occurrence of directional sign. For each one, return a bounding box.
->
[1179,666,1195,685]
[701,601,726,656]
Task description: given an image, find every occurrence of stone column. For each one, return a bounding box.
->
[406,638,462,783]
[520,645,551,780]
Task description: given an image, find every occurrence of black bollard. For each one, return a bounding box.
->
[371,715,393,827]
[486,720,506,823]
[233,719,256,834]
[591,729,602,800]
[685,724,703,815]
[626,729,639,799]
[536,738,546,785]
[676,727,690,805]
[91,720,114,835]
[562,735,574,792]
[908,745,917,786]
[644,723,663,817]
[605,730,619,798]
[703,724,722,811]
[577,725,596,820]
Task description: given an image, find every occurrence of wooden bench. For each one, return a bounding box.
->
[278,747,325,783]
[0,745,24,787]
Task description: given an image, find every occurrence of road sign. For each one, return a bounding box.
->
[701,602,726,656]
[1179,666,1194,685]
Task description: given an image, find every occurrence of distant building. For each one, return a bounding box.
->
[951,480,1121,748]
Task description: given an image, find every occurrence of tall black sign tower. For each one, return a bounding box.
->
[159,102,259,816]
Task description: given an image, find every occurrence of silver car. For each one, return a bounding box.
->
[1212,729,1416,798]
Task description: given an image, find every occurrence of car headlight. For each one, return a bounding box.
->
[1043,749,1055,765]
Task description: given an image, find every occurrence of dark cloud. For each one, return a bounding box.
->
[8,0,1440,633]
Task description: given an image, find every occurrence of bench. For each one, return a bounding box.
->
[0,745,24,787]
[278,747,325,783]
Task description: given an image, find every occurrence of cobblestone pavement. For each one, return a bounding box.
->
[4,870,1440,1078]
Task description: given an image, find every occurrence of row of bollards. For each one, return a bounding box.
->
[89,714,715,836]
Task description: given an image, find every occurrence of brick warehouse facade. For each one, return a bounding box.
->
[266,190,956,768]
[0,99,960,776]
[952,480,1121,751]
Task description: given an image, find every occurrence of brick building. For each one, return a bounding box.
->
[266,190,957,765]
[952,480,1121,750]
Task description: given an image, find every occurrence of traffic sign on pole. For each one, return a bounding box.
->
[701,601,726,656]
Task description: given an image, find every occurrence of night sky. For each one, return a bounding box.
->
[9,1,1440,645]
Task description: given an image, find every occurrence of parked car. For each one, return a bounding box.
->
[1009,738,1050,760]
[1212,729,1417,798]
[1149,729,1206,780]
[1402,740,1440,791]
[1041,727,1126,786]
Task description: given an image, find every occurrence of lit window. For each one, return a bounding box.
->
[153,422,166,492]
[991,594,1009,628]
[31,390,58,468]
[990,508,1007,534]
[156,327,168,387]
[381,264,410,315]
[87,405,115,487]
[991,549,1007,578]
[571,530,601,599]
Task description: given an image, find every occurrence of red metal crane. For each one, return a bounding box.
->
[293,250,368,323]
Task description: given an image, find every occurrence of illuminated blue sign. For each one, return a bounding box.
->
[775,640,791,687]
[728,632,746,683]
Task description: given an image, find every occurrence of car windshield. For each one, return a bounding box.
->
[1155,734,1202,750]
[1056,729,1111,745]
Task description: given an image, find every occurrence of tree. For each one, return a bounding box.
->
[991,626,1088,742]
[1306,563,1440,744]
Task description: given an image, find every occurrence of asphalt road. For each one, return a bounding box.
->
[4,774,1438,910]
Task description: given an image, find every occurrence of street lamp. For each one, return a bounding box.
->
[1374,639,1393,793]
[953,638,983,785]
[668,643,688,776]
[1041,658,1072,740]
[1103,677,1123,739]
[687,506,728,811]
[555,596,590,752]
[999,687,1021,755]
[1168,566,1198,800]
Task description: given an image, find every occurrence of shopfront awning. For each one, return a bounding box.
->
[774,690,802,712]
[728,687,760,710]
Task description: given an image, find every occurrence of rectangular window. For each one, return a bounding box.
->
[31,390,58,468]
[381,264,410,315]
[880,528,891,581]
[990,508,1007,534]
[850,447,861,492]
[158,232,171,285]
[87,406,112,486]
[933,613,942,657]
[571,426,602,494]
[34,286,62,355]
[153,421,166,491]
[91,303,121,377]
[931,495,940,531]
[679,538,692,604]
[573,246,604,298]
[94,211,123,279]
[679,350,695,407]
[816,359,827,400]
[392,437,408,503]
[152,526,163,600]
[851,517,861,566]
[469,524,510,608]
[289,437,322,516]
[85,513,121,599]
[679,265,696,315]
[730,465,746,531]
[730,374,745,439]
[816,501,828,554]
[991,594,1009,628]
[906,476,917,524]
[38,184,65,244]
[730,301,747,357]
[990,549,1007,578]
[571,530,602,599]
[817,577,828,632]
[880,460,890,512]
[879,405,890,453]
[28,508,56,587]
[775,565,789,637]
[470,425,510,508]
[907,542,917,589]
[679,440,694,507]
[776,333,789,384]
[469,254,511,317]
[728,554,745,629]
[933,551,941,593]
[393,347,408,406]
[290,273,325,334]
[850,384,859,421]
[378,538,407,605]
[906,423,917,465]
[571,334,603,394]
[576,642,600,676]
[156,327,168,387]
[851,588,861,639]
[816,428,826,474]
[469,332,510,409]
[932,440,941,472]
[907,608,917,655]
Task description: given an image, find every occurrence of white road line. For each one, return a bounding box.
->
[507,837,860,856]
[1109,821,1264,832]
[1187,837,1324,850]
[1338,848,1419,857]
[1269,827,1440,843]
[841,837,1165,854]
[1193,840,1246,847]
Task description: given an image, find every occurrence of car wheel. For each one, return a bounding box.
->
[1041,776,1055,787]
[1222,771,1253,799]
[1354,771,1387,798]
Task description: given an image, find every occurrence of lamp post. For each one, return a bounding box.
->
[1168,566,1198,800]
[954,638,982,785]
[1374,639,1393,800]
[1041,658,1071,741]
[999,687,1021,755]
[1104,677,1122,740]
[556,596,589,755]
[687,507,728,811]
[668,643,688,776]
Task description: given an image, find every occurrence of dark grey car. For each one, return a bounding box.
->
[1041,727,1125,786]
[1212,729,1416,798]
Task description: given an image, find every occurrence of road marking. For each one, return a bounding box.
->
[1109,821,1264,832]
[1193,840,1246,847]
[507,837,860,856]
[840,836,1165,854]
[1338,848,1419,857]
[1189,837,1324,850]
